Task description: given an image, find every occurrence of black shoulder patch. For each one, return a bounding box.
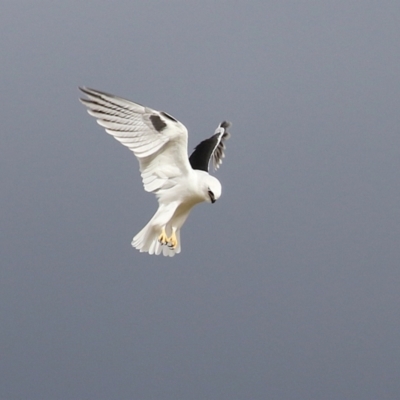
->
[150,114,167,132]
[189,135,219,172]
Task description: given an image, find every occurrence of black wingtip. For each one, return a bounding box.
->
[78,87,102,100]
[78,86,118,99]
[79,86,90,94]
[220,121,231,129]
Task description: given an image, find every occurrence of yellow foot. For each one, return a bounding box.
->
[158,228,168,245]
[158,228,178,249]
[167,231,178,249]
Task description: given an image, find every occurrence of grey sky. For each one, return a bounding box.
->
[1,1,400,399]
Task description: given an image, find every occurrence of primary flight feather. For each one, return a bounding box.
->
[79,87,230,256]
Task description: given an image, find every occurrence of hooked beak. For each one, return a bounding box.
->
[208,191,216,204]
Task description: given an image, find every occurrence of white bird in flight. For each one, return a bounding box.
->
[79,87,231,256]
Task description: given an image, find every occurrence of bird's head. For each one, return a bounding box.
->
[204,175,221,204]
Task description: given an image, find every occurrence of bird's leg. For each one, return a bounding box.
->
[167,227,178,249]
[158,227,168,245]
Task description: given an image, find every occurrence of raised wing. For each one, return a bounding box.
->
[79,87,191,193]
[189,121,231,172]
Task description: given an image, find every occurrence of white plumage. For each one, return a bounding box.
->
[79,87,230,256]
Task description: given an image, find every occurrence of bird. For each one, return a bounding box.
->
[79,87,230,256]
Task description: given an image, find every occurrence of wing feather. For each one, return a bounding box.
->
[189,121,231,172]
[79,87,191,194]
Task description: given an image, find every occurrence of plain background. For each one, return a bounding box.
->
[1,1,400,399]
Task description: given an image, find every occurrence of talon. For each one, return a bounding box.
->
[167,230,178,250]
[158,228,168,245]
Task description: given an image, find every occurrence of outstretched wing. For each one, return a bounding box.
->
[79,87,192,194]
[189,121,231,172]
